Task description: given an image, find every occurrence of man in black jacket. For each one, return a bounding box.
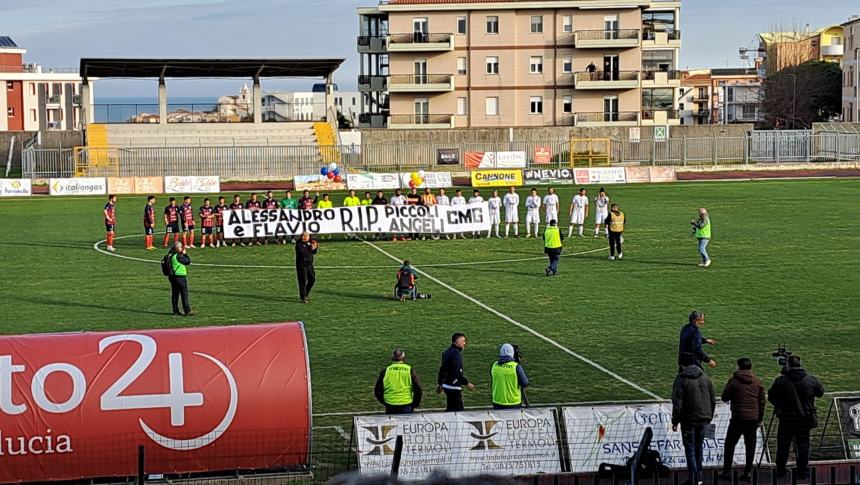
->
[720,358,766,481]
[768,356,825,480]
[672,364,716,485]
[678,311,717,370]
[295,232,318,304]
[165,241,194,316]
[436,333,474,412]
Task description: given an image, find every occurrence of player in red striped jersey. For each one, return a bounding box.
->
[262,190,279,245]
[180,196,196,248]
[162,197,181,247]
[143,195,157,250]
[103,194,117,252]
[228,194,244,247]
[214,196,227,248]
[199,198,216,248]
[245,193,263,246]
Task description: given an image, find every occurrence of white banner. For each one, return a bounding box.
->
[0,178,32,197]
[164,176,221,194]
[347,172,401,191]
[574,167,627,185]
[398,172,453,189]
[562,403,769,473]
[355,408,561,479]
[223,202,489,239]
[49,177,106,196]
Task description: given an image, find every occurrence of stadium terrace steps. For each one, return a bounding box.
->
[86,123,321,149]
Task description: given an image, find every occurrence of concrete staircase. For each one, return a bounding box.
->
[90,123,319,148]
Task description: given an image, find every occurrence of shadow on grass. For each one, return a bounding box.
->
[317,288,398,302]
[7,295,169,316]
[575,254,695,267]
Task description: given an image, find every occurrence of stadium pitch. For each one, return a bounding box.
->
[0,178,857,421]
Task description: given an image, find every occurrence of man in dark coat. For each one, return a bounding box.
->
[672,365,716,485]
[678,311,717,370]
[768,356,825,480]
[295,232,318,303]
[720,358,766,481]
[436,333,474,412]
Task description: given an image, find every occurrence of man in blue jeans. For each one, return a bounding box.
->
[691,208,712,267]
[672,364,716,485]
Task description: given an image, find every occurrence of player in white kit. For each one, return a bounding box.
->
[451,189,467,239]
[502,186,520,238]
[486,190,502,238]
[593,188,610,237]
[568,188,589,237]
[389,188,408,241]
[436,188,451,239]
[525,188,542,237]
[468,189,485,238]
[543,187,560,230]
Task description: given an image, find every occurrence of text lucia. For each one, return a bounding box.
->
[396,417,555,453]
[0,428,72,456]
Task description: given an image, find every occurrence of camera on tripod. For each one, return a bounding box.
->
[772,344,793,373]
[512,344,523,363]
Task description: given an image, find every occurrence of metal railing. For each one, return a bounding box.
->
[642,109,680,120]
[575,70,640,82]
[388,114,452,125]
[356,34,388,45]
[388,74,452,85]
[642,69,681,80]
[642,28,681,40]
[575,29,640,40]
[575,111,639,123]
[0,65,79,73]
[388,32,452,44]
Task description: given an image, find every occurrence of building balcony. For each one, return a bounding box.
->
[821,44,844,57]
[640,109,681,126]
[575,71,639,90]
[72,95,82,105]
[641,70,681,88]
[575,111,639,127]
[388,114,454,129]
[358,75,388,92]
[357,35,388,54]
[387,33,453,52]
[358,113,388,128]
[388,74,454,93]
[642,29,681,48]
[46,95,62,106]
[574,29,640,48]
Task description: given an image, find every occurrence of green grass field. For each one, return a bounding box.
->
[0,179,858,426]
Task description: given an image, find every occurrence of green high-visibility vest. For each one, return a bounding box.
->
[491,361,522,406]
[383,362,413,405]
[171,254,187,276]
[695,217,711,239]
[544,226,562,249]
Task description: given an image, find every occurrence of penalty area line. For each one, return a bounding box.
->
[362,240,663,400]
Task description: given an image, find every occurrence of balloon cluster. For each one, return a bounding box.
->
[407,170,427,188]
[320,162,343,183]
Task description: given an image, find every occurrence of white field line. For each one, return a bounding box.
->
[313,425,351,442]
[92,232,607,270]
[363,239,663,400]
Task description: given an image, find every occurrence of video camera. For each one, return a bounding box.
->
[512,344,523,364]
[772,344,793,373]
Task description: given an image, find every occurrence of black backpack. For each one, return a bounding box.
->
[160,253,175,277]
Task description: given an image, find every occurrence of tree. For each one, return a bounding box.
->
[762,61,841,129]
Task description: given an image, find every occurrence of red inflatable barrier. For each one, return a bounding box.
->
[0,322,311,483]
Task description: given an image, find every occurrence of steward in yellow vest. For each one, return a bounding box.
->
[374,348,423,415]
[605,204,625,260]
[543,219,564,276]
[491,343,529,409]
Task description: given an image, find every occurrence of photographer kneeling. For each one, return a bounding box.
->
[395,260,431,301]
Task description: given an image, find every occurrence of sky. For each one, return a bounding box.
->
[2,0,858,97]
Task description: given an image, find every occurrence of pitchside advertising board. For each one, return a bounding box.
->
[524,168,575,185]
[223,202,490,238]
[471,169,524,188]
[355,408,561,479]
[347,172,401,191]
[562,403,770,473]
[164,175,221,194]
[49,177,107,196]
[0,323,311,483]
[0,178,32,196]
[836,397,860,458]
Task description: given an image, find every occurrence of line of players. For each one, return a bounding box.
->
[100,186,613,251]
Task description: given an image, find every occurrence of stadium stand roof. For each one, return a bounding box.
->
[0,36,19,48]
[79,58,344,80]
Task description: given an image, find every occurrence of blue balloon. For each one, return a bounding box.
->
[333,168,341,176]
[320,167,329,175]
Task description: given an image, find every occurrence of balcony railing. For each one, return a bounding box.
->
[642,29,680,41]
[389,114,453,126]
[574,71,640,83]
[357,35,388,52]
[575,111,639,124]
[642,108,680,120]
[389,33,452,45]
[642,69,681,81]
[389,74,452,85]
[576,29,640,41]
[0,65,79,74]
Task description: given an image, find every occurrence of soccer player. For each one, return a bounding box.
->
[179,196,196,248]
[420,189,438,240]
[228,194,244,247]
[143,195,156,251]
[543,187,560,231]
[450,189,467,239]
[163,197,181,247]
[280,190,298,210]
[198,198,216,248]
[468,190,484,238]
[436,188,450,206]
[406,187,422,206]
[569,188,589,237]
[103,194,117,252]
[246,193,263,245]
[214,196,227,248]
[594,188,610,237]
[503,186,520,238]
[525,188,541,238]
[362,192,373,205]
[487,189,502,238]
[390,189,408,241]
[261,191,280,245]
[298,190,315,210]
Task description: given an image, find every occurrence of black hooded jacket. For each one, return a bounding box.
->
[672,365,716,426]
[767,367,824,427]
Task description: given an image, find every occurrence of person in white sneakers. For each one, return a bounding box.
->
[569,188,589,238]
[468,190,485,238]
[487,190,502,238]
[451,189,467,239]
[543,187,560,231]
[503,186,520,238]
[525,188,541,238]
[594,188,610,237]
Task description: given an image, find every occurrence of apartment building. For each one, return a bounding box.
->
[262,84,362,124]
[357,0,681,129]
[842,16,860,122]
[679,68,761,125]
[0,36,91,131]
[758,24,845,75]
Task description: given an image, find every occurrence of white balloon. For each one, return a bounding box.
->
[418,170,426,178]
[329,162,338,171]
